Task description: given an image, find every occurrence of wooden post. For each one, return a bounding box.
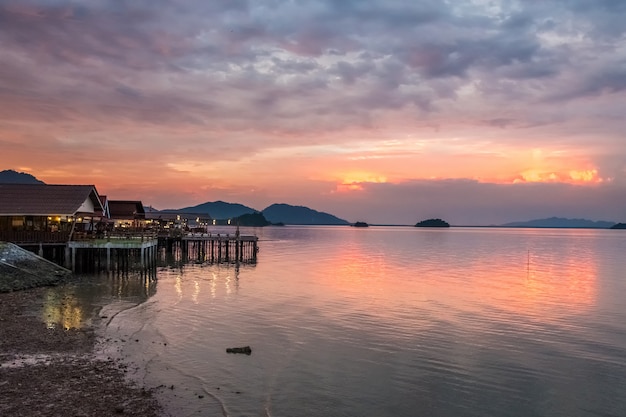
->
[64,246,71,269]
[71,247,76,272]
[107,246,111,272]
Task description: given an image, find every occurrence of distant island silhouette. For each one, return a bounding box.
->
[415,218,450,228]
[353,221,369,228]
[611,223,626,229]
[234,212,271,227]
[501,217,615,229]
[262,203,349,225]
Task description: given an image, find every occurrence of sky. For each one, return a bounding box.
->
[1,0,625,225]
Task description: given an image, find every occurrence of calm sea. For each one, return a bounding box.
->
[50,226,626,416]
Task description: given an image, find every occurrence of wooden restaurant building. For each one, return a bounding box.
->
[0,183,105,243]
[0,184,157,272]
[107,200,147,229]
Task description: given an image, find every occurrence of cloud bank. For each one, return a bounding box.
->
[1,0,624,223]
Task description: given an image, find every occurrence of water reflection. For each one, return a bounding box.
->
[108,271,158,300]
[102,227,626,417]
[42,271,158,330]
[157,261,260,302]
[522,247,597,314]
[43,289,84,330]
[311,228,599,326]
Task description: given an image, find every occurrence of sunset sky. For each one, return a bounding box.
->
[1,0,625,225]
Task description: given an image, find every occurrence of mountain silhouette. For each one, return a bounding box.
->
[0,169,45,184]
[170,201,349,225]
[262,203,349,225]
[166,201,257,219]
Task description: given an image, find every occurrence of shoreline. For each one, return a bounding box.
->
[0,286,164,416]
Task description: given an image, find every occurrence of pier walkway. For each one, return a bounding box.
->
[163,232,259,264]
[68,231,158,273]
[2,228,259,273]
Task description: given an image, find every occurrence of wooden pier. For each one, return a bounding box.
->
[161,232,259,264]
[67,231,158,273]
[5,229,259,273]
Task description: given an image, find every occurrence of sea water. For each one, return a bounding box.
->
[55,226,626,416]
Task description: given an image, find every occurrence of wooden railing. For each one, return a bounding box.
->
[72,229,158,241]
[0,230,71,244]
[0,229,159,244]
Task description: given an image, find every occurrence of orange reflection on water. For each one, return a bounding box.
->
[516,249,598,315]
[330,248,384,286]
[314,236,598,322]
[313,243,416,318]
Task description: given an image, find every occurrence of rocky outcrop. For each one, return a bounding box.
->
[0,242,71,292]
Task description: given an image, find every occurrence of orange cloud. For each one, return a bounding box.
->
[336,183,365,192]
[511,168,604,184]
[569,169,603,183]
[333,171,389,193]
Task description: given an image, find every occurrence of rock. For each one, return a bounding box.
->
[0,242,72,292]
[226,346,252,355]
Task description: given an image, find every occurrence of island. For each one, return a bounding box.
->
[353,221,369,228]
[501,217,615,228]
[415,218,450,228]
[234,212,271,227]
[611,223,626,229]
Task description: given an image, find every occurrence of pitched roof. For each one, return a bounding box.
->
[108,200,145,219]
[98,195,110,217]
[0,184,103,216]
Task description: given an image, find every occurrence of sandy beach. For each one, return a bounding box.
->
[0,287,163,416]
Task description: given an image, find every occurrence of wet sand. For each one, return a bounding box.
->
[0,287,163,416]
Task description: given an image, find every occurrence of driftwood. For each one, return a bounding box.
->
[226,346,252,355]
